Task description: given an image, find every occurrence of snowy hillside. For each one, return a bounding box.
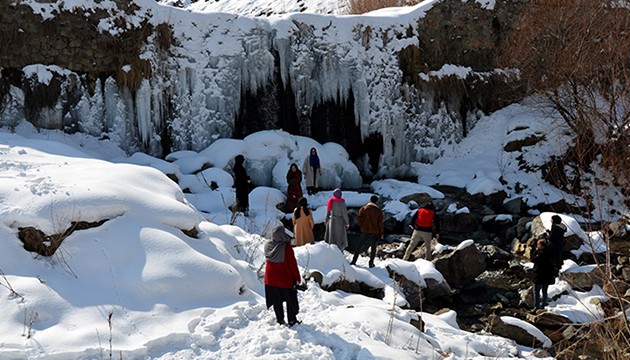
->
[157,0,349,16]
[0,101,618,358]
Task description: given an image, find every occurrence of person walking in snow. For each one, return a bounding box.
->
[531,237,556,310]
[403,201,440,261]
[232,154,250,216]
[264,224,302,326]
[351,195,383,268]
[292,198,314,246]
[324,188,349,251]
[548,214,566,272]
[302,147,322,195]
[286,163,303,213]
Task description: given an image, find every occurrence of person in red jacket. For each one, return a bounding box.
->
[403,201,440,261]
[264,224,302,326]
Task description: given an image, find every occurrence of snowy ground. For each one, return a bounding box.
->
[0,95,618,359]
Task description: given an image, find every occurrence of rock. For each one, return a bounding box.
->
[526,311,572,328]
[503,134,545,152]
[304,270,324,286]
[560,265,608,291]
[503,197,525,215]
[516,217,532,241]
[511,238,530,259]
[434,241,486,288]
[608,220,629,242]
[410,317,425,332]
[602,279,630,298]
[487,314,549,348]
[480,244,512,269]
[481,214,514,234]
[440,212,478,234]
[399,193,433,207]
[424,277,454,299]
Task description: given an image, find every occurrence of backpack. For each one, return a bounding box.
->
[415,207,435,228]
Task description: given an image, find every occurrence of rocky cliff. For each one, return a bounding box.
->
[0,0,525,177]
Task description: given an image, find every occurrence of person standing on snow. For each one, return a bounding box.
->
[403,201,440,261]
[302,148,322,195]
[531,237,556,310]
[232,154,250,216]
[292,198,314,246]
[286,163,303,213]
[548,214,567,272]
[264,224,302,326]
[324,188,349,251]
[351,195,384,268]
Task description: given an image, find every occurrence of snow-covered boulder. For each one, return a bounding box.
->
[433,240,486,288]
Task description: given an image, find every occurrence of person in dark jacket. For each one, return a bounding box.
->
[233,154,250,216]
[286,163,303,213]
[531,237,556,309]
[403,201,440,261]
[548,214,567,271]
[351,195,384,268]
[264,224,302,326]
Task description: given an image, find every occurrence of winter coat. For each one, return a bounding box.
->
[324,198,349,250]
[233,160,250,209]
[357,202,384,237]
[286,168,303,202]
[548,223,567,268]
[302,156,322,188]
[292,207,314,246]
[532,245,557,285]
[265,244,301,289]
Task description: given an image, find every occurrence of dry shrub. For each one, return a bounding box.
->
[498,0,630,201]
[346,0,423,15]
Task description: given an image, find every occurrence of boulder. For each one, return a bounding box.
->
[608,220,629,242]
[399,193,433,207]
[503,197,525,215]
[481,214,514,235]
[487,314,550,348]
[560,265,608,291]
[434,240,486,288]
[440,212,478,234]
[480,244,512,269]
[526,311,572,328]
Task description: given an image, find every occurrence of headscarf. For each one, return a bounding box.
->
[309,148,320,169]
[264,224,291,263]
[327,188,345,211]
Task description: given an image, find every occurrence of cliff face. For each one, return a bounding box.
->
[0,0,524,177]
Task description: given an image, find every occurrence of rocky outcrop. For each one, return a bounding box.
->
[433,240,486,288]
[0,0,526,174]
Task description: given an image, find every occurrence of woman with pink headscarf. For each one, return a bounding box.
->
[324,188,349,250]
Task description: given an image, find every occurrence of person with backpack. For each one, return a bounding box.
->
[292,197,314,246]
[264,224,302,326]
[351,195,384,268]
[403,201,440,261]
[531,236,556,310]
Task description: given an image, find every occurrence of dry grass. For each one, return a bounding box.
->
[346,0,423,15]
